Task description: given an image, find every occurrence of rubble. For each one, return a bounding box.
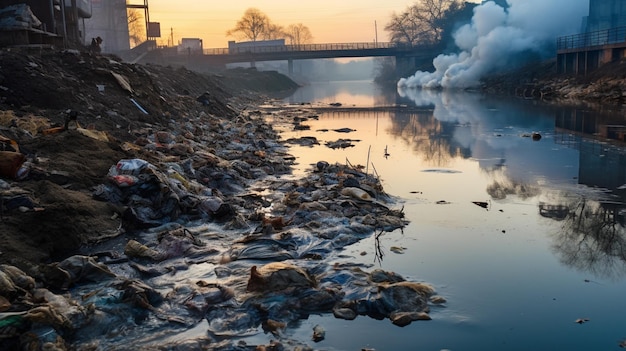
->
[0,47,436,350]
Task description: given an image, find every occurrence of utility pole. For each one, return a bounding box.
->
[375,20,378,47]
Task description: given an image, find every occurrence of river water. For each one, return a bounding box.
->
[254,80,626,351]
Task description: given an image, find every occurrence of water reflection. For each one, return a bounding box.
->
[550,197,626,280]
[285,80,395,107]
[293,85,626,281]
[395,87,567,184]
[386,111,467,168]
[394,87,626,279]
[241,82,626,350]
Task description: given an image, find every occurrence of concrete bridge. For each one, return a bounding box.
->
[138,41,439,75]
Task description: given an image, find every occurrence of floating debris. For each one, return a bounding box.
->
[472,201,490,209]
[312,324,325,342]
[390,246,405,254]
[333,127,356,133]
[326,138,358,149]
[521,132,542,140]
[421,168,462,174]
[284,136,319,146]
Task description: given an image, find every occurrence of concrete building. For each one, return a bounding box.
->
[586,0,626,32]
[557,0,626,74]
[0,0,92,46]
[84,0,130,53]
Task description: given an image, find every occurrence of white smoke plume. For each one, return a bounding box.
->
[398,0,589,89]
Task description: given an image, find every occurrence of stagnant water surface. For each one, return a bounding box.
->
[250,80,626,351]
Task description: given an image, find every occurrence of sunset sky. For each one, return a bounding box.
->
[146,0,481,48]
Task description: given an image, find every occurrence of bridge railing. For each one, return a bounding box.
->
[557,26,626,50]
[203,42,414,55]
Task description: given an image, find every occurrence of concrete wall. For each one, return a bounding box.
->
[557,44,626,74]
[84,0,129,53]
[587,0,626,31]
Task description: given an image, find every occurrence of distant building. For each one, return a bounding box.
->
[228,39,285,54]
[586,0,626,31]
[178,38,203,55]
[84,0,130,53]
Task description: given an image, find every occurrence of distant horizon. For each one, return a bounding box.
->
[147,0,482,48]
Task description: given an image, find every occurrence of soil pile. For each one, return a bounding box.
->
[0,47,298,269]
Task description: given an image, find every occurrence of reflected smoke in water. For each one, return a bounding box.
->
[397,87,626,278]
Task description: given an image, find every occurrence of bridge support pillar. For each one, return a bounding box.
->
[395,56,415,77]
[288,59,294,76]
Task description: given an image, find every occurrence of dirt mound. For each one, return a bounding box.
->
[0,47,298,269]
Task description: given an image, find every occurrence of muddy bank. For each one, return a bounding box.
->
[0,47,297,268]
[481,59,626,107]
[0,48,443,350]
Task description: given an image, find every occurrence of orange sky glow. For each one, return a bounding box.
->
[146,0,481,48]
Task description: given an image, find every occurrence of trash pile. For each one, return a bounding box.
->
[1,151,443,350]
[0,48,442,350]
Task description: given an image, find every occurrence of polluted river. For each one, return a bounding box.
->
[5,79,626,351]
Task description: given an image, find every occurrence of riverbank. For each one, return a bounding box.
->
[0,48,300,269]
[0,49,434,350]
[481,58,626,107]
[1,46,624,350]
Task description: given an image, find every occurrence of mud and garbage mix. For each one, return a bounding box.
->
[0,48,443,351]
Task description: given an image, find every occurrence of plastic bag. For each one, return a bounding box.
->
[111,159,151,176]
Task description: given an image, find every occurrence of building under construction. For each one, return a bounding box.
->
[0,0,94,47]
[0,0,135,54]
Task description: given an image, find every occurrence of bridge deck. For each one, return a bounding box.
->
[203,42,404,55]
[162,42,437,64]
[144,41,439,70]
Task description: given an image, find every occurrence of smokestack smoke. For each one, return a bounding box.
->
[398,0,589,89]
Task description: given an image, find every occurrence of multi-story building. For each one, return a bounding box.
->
[586,0,626,32]
[557,0,626,74]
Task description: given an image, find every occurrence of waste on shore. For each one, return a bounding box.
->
[0,48,443,350]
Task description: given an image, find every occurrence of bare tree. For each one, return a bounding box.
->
[385,0,462,45]
[127,8,144,48]
[262,23,286,40]
[385,7,427,45]
[226,8,269,42]
[416,0,462,43]
[285,23,313,46]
